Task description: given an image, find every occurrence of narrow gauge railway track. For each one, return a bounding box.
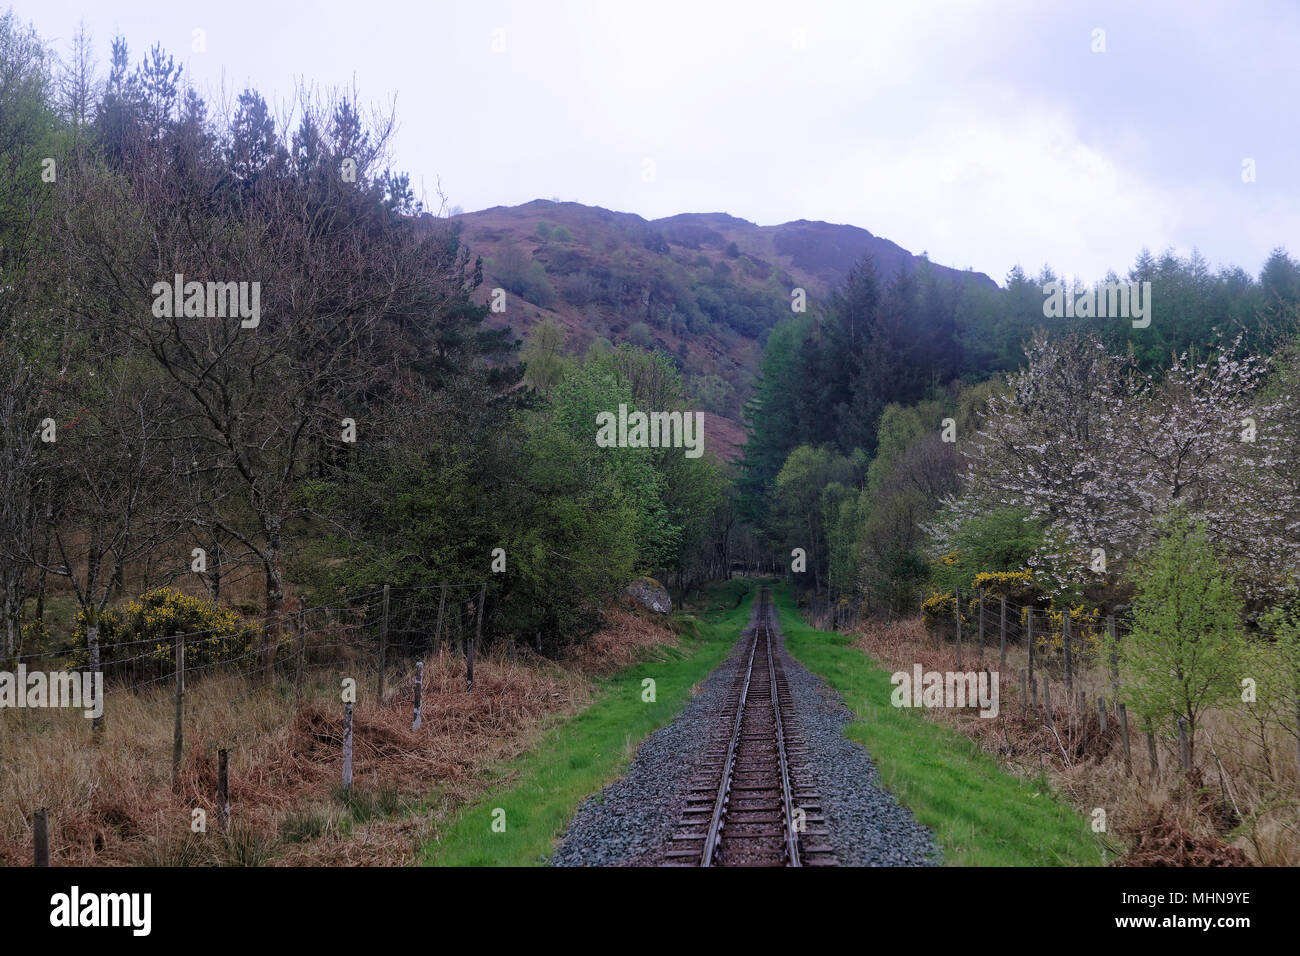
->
[664,589,835,866]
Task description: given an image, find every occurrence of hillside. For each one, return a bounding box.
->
[447,200,995,460]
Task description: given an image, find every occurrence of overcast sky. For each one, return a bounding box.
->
[13,0,1298,285]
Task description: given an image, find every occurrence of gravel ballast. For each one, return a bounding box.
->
[549,602,940,867]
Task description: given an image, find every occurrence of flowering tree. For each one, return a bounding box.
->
[936,331,1135,595]
[938,330,1298,604]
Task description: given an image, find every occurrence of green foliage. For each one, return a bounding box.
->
[493,243,555,306]
[548,357,680,572]
[625,321,652,348]
[772,445,855,589]
[1253,604,1300,751]
[299,339,723,649]
[686,373,736,417]
[1117,513,1246,760]
[520,318,570,394]
[928,507,1044,593]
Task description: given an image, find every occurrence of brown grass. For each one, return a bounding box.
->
[562,602,679,675]
[0,607,677,867]
[850,616,1300,866]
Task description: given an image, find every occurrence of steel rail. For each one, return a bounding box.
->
[700,608,759,866]
[764,608,802,866]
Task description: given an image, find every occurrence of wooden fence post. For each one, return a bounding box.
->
[1043,677,1052,722]
[1020,668,1028,706]
[172,633,185,788]
[89,621,103,736]
[1145,718,1159,780]
[217,748,230,830]
[1295,703,1300,785]
[1097,696,1108,733]
[456,599,465,661]
[977,588,985,660]
[1118,703,1132,776]
[1031,675,1039,716]
[954,589,962,668]
[342,701,354,794]
[1107,614,1119,699]
[33,808,49,867]
[412,661,423,731]
[1027,611,1034,681]
[1178,717,1191,772]
[434,583,447,653]
[1063,613,1073,692]
[294,610,306,702]
[999,595,1007,671]
[475,583,485,652]
[378,584,390,703]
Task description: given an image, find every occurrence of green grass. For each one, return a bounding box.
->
[773,587,1104,866]
[421,580,759,866]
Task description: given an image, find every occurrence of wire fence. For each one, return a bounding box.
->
[6,582,489,748]
[4,581,502,866]
[809,583,1136,666]
[802,582,1185,780]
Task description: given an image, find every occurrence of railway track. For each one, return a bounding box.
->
[663,589,836,866]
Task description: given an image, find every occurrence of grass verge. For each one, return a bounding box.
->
[421,579,756,866]
[773,586,1104,866]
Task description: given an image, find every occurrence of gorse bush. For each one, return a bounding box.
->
[973,570,1037,606]
[921,590,968,632]
[74,588,258,678]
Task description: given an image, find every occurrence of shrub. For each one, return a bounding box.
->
[921,590,969,633]
[625,321,653,348]
[73,588,259,679]
[973,569,1033,595]
[1024,602,1103,660]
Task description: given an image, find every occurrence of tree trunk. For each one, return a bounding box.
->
[87,621,102,733]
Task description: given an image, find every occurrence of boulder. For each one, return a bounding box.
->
[624,576,672,615]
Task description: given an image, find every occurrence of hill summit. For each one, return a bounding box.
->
[448,200,995,459]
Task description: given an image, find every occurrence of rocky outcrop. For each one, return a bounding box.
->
[624,577,672,615]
